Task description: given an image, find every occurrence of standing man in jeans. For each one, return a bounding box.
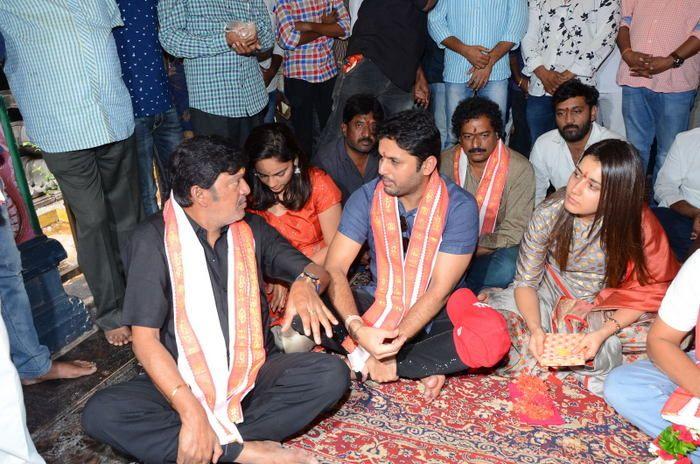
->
[427,0,527,146]
[276,0,351,156]
[0,164,96,385]
[617,0,700,182]
[316,0,437,153]
[158,0,274,148]
[0,0,143,346]
[114,0,183,217]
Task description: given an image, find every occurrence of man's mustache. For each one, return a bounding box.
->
[468,148,486,154]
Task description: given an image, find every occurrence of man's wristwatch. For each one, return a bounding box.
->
[671,52,685,69]
[296,269,320,293]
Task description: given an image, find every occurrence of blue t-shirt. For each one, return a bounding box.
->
[339,175,479,292]
[113,0,172,118]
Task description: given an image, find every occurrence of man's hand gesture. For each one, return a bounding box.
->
[349,321,407,360]
[283,279,338,345]
[177,407,222,464]
[226,30,260,55]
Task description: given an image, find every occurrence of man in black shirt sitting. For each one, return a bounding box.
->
[81,136,349,464]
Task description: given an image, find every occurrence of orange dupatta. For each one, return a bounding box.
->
[547,206,680,333]
[453,140,510,236]
[594,206,680,311]
[164,199,265,443]
[343,172,449,359]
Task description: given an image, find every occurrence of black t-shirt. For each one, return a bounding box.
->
[121,212,311,361]
[347,0,430,92]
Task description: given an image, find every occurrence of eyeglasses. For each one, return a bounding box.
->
[400,215,410,255]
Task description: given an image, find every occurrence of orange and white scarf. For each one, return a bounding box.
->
[453,140,510,236]
[344,172,449,371]
[163,199,265,445]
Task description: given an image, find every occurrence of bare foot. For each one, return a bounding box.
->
[237,441,318,464]
[21,360,97,385]
[105,326,132,346]
[419,374,446,404]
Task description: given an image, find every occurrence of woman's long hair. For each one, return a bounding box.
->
[244,123,312,211]
[548,139,649,288]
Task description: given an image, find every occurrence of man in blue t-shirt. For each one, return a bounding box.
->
[319,110,506,402]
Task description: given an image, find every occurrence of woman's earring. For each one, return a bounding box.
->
[294,165,300,175]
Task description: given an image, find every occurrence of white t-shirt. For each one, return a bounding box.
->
[659,250,700,333]
[261,0,284,93]
[349,0,363,31]
[654,128,700,209]
[596,47,622,94]
[530,122,625,205]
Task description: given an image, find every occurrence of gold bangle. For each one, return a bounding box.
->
[169,383,187,402]
[621,48,632,57]
[607,316,622,335]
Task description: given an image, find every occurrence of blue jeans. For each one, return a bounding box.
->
[461,245,519,294]
[652,207,693,261]
[0,200,50,379]
[622,86,697,183]
[429,83,450,149]
[264,90,278,124]
[526,94,556,145]
[604,355,700,464]
[134,107,183,216]
[445,80,509,145]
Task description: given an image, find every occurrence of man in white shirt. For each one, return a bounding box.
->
[604,250,700,464]
[530,79,624,205]
[520,0,620,144]
[596,48,626,137]
[260,0,285,124]
[0,300,45,464]
[653,128,700,261]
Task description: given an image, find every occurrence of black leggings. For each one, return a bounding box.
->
[302,289,469,378]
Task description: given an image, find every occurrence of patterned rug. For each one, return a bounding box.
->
[288,373,650,464]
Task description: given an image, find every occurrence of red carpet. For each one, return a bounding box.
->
[289,374,649,463]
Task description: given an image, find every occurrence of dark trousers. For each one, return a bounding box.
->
[652,206,693,261]
[43,136,142,331]
[317,57,415,156]
[507,84,532,157]
[285,77,336,157]
[81,352,349,464]
[190,108,265,149]
[315,289,468,379]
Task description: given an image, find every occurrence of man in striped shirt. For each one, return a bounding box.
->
[158,0,275,148]
[0,0,143,347]
[428,0,527,145]
[276,0,351,156]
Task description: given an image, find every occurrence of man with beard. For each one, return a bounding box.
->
[530,80,624,205]
[440,97,534,293]
[318,110,511,403]
[313,94,385,203]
